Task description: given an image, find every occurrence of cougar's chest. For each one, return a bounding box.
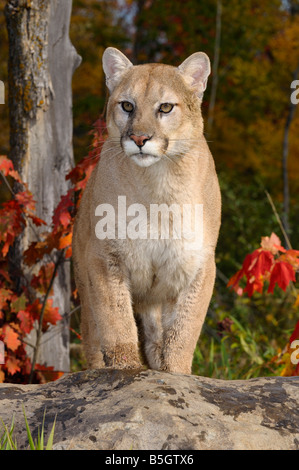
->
[121,236,204,302]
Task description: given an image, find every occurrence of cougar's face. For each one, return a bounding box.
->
[107,65,201,168]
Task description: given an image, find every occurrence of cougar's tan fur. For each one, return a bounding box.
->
[73,48,221,374]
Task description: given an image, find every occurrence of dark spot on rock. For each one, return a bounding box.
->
[157,386,177,395]
[168,397,185,409]
[89,435,97,442]
[162,433,179,449]
[0,387,24,399]
[178,415,198,427]
[199,376,299,435]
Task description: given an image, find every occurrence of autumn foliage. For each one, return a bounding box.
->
[0,120,105,383]
[228,232,299,297]
[228,233,299,376]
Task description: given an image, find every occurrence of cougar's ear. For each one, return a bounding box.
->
[102,47,133,93]
[178,52,211,96]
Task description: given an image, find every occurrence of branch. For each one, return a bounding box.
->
[28,249,65,384]
[265,190,292,250]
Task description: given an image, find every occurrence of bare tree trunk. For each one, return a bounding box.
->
[207,0,222,134]
[5,0,81,373]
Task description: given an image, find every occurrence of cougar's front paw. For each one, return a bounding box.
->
[145,341,162,370]
[103,344,143,369]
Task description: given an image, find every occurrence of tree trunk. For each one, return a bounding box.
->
[5,0,81,373]
[207,0,222,134]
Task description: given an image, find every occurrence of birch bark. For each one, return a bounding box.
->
[5,0,81,372]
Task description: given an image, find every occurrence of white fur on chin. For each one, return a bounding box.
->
[130,154,161,167]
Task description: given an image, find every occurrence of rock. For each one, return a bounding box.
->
[0,369,298,450]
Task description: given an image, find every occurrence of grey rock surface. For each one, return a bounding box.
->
[0,369,298,450]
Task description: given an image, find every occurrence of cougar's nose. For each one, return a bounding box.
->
[129,134,150,148]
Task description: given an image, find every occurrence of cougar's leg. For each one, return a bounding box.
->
[79,253,142,369]
[161,257,216,374]
[136,303,163,370]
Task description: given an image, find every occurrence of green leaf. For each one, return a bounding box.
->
[22,405,36,450]
[239,335,263,365]
[45,415,56,450]
[10,293,27,313]
[0,416,17,450]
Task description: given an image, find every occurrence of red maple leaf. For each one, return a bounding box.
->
[30,263,55,293]
[290,320,299,344]
[0,200,24,257]
[227,233,299,298]
[261,232,286,254]
[0,287,14,310]
[23,231,61,266]
[15,190,36,212]
[268,260,296,293]
[0,156,22,183]
[43,299,62,329]
[0,155,14,176]
[5,356,21,376]
[59,231,72,250]
[52,189,74,231]
[66,119,105,190]
[28,214,47,227]
[17,310,35,335]
[3,324,21,352]
[228,249,274,297]
[26,298,62,332]
[280,250,299,270]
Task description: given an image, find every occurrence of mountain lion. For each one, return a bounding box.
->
[73,47,221,374]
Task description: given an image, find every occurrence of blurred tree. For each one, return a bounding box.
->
[131,0,215,64]
[70,0,129,161]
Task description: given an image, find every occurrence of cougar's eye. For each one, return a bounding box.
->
[121,101,134,113]
[159,103,174,114]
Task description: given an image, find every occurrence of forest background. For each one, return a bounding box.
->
[0,0,298,382]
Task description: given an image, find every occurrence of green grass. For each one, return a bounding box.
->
[0,405,56,450]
